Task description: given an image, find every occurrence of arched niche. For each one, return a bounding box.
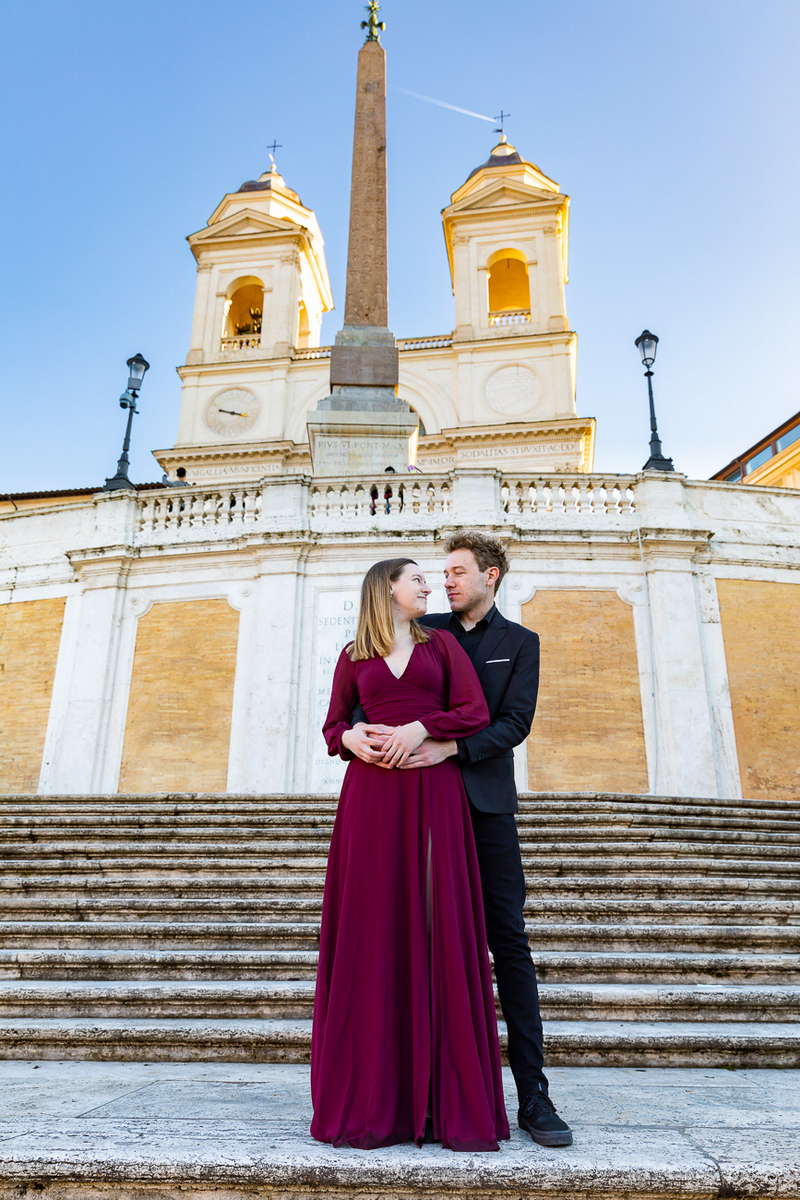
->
[296,300,311,349]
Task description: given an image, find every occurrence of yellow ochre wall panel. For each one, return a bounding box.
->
[119,598,240,794]
[716,578,800,801]
[522,588,649,793]
[0,597,65,792]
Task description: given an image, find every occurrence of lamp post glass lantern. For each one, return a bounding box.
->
[125,352,150,395]
[103,352,150,491]
[634,329,674,472]
[635,329,658,368]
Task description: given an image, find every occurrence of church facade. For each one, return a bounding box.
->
[1,105,799,803]
[155,136,593,485]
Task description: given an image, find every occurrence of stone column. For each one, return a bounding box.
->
[40,550,134,794]
[634,473,719,797]
[227,558,306,793]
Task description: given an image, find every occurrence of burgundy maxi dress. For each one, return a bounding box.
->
[310,627,509,1152]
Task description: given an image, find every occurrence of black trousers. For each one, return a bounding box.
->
[469,805,548,1101]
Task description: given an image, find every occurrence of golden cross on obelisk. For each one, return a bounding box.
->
[361,0,385,42]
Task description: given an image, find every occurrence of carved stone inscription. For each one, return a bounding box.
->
[311,590,359,791]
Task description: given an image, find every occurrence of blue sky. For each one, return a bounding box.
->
[1,0,798,492]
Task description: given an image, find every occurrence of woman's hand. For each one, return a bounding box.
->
[341,722,395,765]
[378,720,429,768]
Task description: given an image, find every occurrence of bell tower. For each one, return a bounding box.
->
[442,135,576,418]
[184,160,332,364]
[156,159,334,477]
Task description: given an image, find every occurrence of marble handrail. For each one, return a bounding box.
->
[500,474,639,516]
[132,472,643,544]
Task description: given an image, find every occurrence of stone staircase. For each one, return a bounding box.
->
[2,791,799,1067]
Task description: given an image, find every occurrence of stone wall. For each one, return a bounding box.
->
[522,589,648,793]
[0,597,65,792]
[716,578,800,802]
[118,598,240,794]
[1,469,798,799]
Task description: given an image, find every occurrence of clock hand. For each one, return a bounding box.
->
[217,408,250,417]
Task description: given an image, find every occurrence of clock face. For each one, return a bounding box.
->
[205,389,261,437]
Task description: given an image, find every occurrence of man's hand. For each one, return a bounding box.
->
[341,722,395,765]
[378,720,429,768]
[399,738,458,769]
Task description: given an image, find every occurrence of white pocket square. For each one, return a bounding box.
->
[485,658,510,664]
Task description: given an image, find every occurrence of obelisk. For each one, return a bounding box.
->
[307,1,418,476]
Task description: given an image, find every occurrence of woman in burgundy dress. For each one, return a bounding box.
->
[310,557,509,1152]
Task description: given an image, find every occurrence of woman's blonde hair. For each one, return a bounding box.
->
[349,558,431,661]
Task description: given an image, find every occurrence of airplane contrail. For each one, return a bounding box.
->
[397,88,496,124]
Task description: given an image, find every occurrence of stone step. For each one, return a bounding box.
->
[5,825,800,848]
[5,871,798,899]
[3,806,800,834]
[3,789,799,813]
[1,947,796,983]
[0,1015,797,1067]
[2,979,799,1022]
[3,919,798,953]
[1,1061,797,1200]
[3,805,800,828]
[3,850,799,876]
[3,893,800,923]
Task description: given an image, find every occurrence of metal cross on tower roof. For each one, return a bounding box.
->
[494,109,511,134]
[361,0,385,42]
[266,139,283,170]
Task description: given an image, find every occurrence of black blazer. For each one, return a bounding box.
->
[418,611,540,814]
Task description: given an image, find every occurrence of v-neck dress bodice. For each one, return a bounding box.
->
[310,628,509,1153]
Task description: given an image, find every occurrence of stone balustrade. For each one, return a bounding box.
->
[293,334,454,362]
[309,476,452,523]
[129,472,647,546]
[396,334,453,351]
[488,309,532,326]
[219,334,262,352]
[501,475,638,519]
[136,485,265,540]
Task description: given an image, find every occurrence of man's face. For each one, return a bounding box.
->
[443,549,496,614]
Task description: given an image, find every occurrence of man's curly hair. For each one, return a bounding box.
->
[443,531,509,593]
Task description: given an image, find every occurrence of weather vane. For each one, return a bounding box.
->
[361,0,385,42]
[266,139,283,170]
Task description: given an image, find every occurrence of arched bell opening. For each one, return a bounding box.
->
[486,248,531,327]
[221,277,265,350]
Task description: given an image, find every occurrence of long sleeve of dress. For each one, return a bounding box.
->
[322,646,359,760]
[419,629,490,740]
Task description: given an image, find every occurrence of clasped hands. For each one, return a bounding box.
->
[341,721,457,769]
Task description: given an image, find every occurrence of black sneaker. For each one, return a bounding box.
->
[518,1091,573,1147]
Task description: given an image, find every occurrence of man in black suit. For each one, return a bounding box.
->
[348,532,572,1147]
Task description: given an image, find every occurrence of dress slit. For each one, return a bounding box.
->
[424,824,433,1135]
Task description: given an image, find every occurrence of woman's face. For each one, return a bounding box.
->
[390,563,431,620]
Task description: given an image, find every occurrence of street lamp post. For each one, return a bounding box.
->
[103,353,150,491]
[634,329,674,472]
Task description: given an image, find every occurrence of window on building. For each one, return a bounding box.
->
[744,445,773,474]
[777,424,800,453]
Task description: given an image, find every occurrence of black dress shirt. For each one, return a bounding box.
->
[447,603,498,666]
